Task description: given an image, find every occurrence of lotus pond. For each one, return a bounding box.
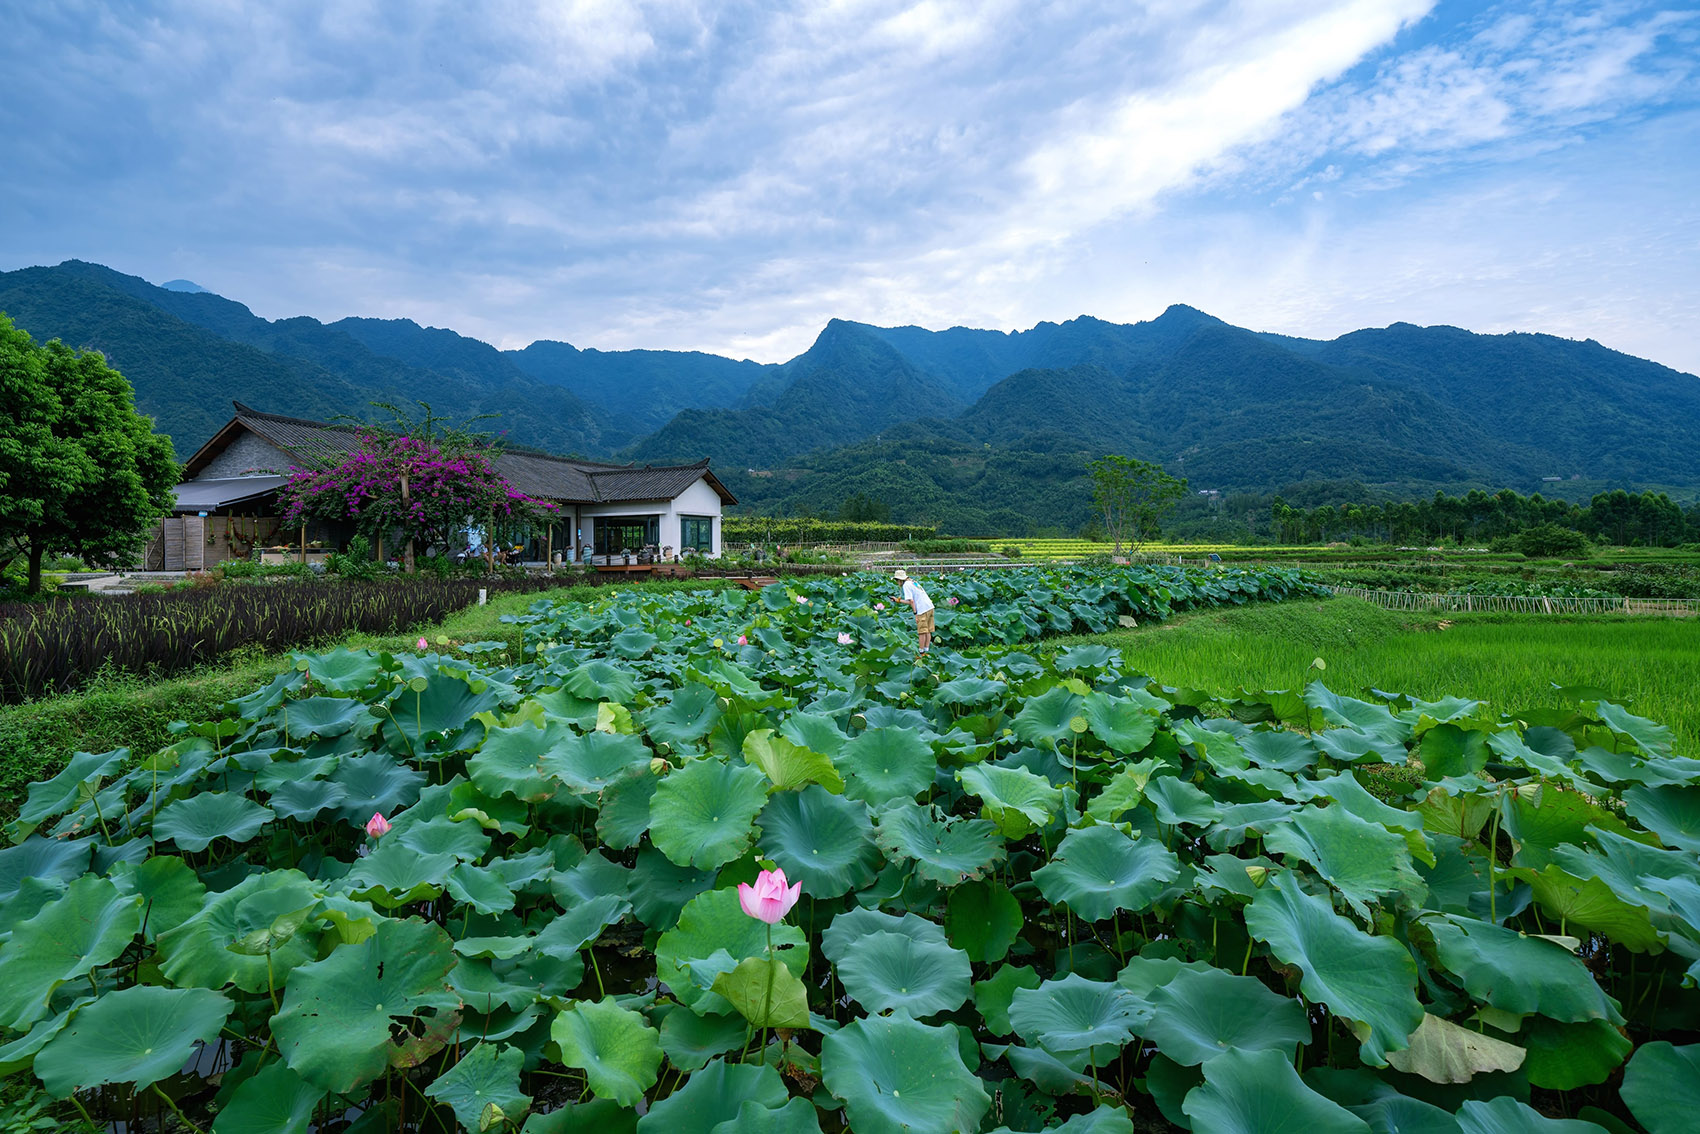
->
[1,564,1697,1134]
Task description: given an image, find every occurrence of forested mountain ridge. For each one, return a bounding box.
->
[2,259,1695,536]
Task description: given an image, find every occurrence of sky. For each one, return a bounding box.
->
[3,0,1698,374]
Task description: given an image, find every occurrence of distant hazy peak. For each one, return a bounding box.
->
[160,279,209,293]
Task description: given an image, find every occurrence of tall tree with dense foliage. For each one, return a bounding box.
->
[1088,455,1188,555]
[279,404,556,572]
[0,314,179,593]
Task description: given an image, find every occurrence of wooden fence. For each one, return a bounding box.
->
[1329,586,1699,616]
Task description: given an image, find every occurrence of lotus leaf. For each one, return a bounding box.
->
[835,929,971,1017]
[1264,804,1425,914]
[298,648,383,693]
[1619,1041,1700,1134]
[635,1057,788,1134]
[211,1059,326,1134]
[657,1007,745,1071]
[1032,824,1180,921]
[1139,965,1311,1066]
[0,875,142,1030]
[0,836,94,904]
[281,696,369,740]
[1517,1017,1631,1090]
[271,917,461,1093]
[822,906,949,961]
[985,1105,1135,1134]
[17,747,128,827]
[153,792,275,852]
[1145,775,1223,827]
[1182,1047,1370,1134]
[110,854,205,943]
[330,752,427,825]
[1425,915,1623,1024]
[268,778,350,821]
[551,998,663,1106]
[648,756,768,869]
[1383,1014,1526,1084]
[1244,872,1423,1065]
[1009,974,1144,1058]
[445,863,517,915]
[398,814,493,860]
[873,801,1005,885]
[946,879,1023,963]
[471,721,563,802]
[820,1013,991,1134]
[341,841,456,907]
[933,676,1009,707]
[756,785,878,898]
[838,727,936,805]
[597,772,658,849]
[1455,1097,1610,1133]
[711,955,813,1027]
[540,729,653,794]
[974,964,1042,1037]
[1514,866,1662,951]
[640,682,724,747]
[1240,729,1318,773]
[33,985,232,1098]
[958,763,1062,838]
[628,846,715,930]
[656,888,807,1013]
[536,894,632,961]
[1014,686,1086,749]
[1622,784,1700,853]
[743,728,844,793]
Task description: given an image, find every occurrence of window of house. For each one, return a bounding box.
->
[594,515,660,555]
[680,515,713,553]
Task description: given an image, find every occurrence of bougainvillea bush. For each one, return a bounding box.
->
[1,564,1697,1134]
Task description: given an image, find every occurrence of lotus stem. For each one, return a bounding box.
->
[152,1083,208,1134]
[68,1095,101,1133]
[760,922,775,1062]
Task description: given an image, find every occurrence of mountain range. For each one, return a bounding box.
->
[3,260,1696,534]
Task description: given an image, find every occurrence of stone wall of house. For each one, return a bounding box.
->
[198,434,293,480]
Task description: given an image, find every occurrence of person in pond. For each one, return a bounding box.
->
[892,569,935,655]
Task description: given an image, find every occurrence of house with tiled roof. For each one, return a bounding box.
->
[149,402,735,570]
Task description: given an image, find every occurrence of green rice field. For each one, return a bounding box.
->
[1051,596,1700,750]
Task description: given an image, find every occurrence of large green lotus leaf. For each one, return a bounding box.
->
[211,1058,326,1134]
[1264,804,1425,914]
[974,964,1041,1037]
[564,659,640,703]
[649,756,769,869]
[637,1058,788,1134]
[1620,1041,1700,1134]
[1499,786,1629,870]
[1055,644,1118,672]
[1182,1047,1370,1134]
[110,854,206,943]
[272,917,461,1094]
[1419,725,1492,779]
[470,721,560,802]
[422,1043,531,1130]
[1513,866,1662,952]
[398,814,492,861]
[1240,729,1319,773]
[1009,974,1144,1057]
[268,778,350,821]
[756,786,878,899]
[0,836,94,904]
[629,846,715,931]
[0,875,142,1030]
[820,1014,991,1134]
[341,841,456,907]
[821,907,950,962]
[1244,873,1423,1065]
[1014,686,1086,749]
[1144,776,1222,827]
[540,729,653,794]
[1315,726,1409,766]
[1139,965,1311,1066]
[388,672,500,745]
[331,752,427,825]
[609,627,658,657]
[640,682,724,748]
[655,888,807,1013]
[835,929,972,1017]
[946,880,1023,964]
[1622,784,1700,853]
[1425,915,1623,1024]
[551,998,662,1107]
[1383,1013,1525,1084]
[1518,1017,1630,1090]
[596,771,658,850]
[743,728,844,794]
[158,870,322,993]
[873,802,1006,885]
[658,1007,745,1072]
[1081,692,1158,755]
[35,986,231,1098]
[1456,1097,1611,1133]
[838,728,936,806]
[18,747,128,826]
[153,792,275,852]
[281,696,370,740]
[1305,683,1409,745]
[298,648,383,693]
[779,712,851,757]
[525,1099,637,1134]
[933,676,1009,708]
[1032,825,1180,922]
[958,763,1062,839]
[1593,701,1674,757]
[710,1098,826,1134]
[711,955,813,1028]
[1300,771,1424,835]
[536,894,632,961]
[1085,758,1163,823]
[985,1105,1134,1134]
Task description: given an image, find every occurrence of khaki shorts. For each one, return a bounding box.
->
[916,609,935,634]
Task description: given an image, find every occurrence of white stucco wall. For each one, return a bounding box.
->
[576,476,725,558]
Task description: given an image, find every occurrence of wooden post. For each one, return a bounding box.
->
[545,524,554,572]
[300,522,307,564]
[376,533,383,563]
[400,473,415,574]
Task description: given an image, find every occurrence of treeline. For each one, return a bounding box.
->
[1268,488,1698,549]
[721,517,938,545]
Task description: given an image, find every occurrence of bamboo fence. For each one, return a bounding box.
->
[1328,586,1699,616]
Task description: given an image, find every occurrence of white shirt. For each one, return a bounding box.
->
[902,578,934,616]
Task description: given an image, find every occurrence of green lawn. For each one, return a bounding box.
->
[1048,597,1700,750]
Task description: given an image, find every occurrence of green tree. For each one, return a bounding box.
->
[0,315,178,593]
[1087,455,1188,555]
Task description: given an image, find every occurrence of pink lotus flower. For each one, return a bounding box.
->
[365,812,391,838]
[738,867,801,924]
[837,632,853,645]
[417,637,429,649]
[795,595,809,604]
[737,634,749,645]
[875,602,886,611]
[683,619,691,625]
[947,596,960,605]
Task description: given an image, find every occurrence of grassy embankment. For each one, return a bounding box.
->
[0,578,726,823]
[1047,596,1700,750]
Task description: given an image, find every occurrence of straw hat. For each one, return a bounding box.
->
[893,569,909,581]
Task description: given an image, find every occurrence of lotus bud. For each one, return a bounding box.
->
[365,812,391,838]
[737,867,802,924]
[417,637,429,650]
[650,756,671,775]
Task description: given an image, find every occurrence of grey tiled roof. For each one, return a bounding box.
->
[181,403,735,506]
[170,475,291,512]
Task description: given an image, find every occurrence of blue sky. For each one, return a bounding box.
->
[3,1,1697,373]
